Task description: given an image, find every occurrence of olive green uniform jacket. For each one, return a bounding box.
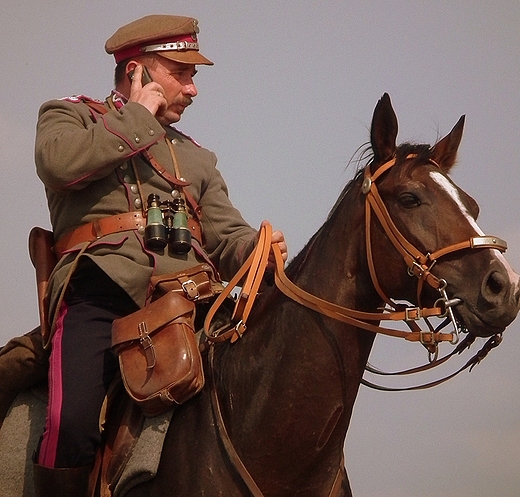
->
[36,94,257,336]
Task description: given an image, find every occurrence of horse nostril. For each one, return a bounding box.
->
[486,271,504,296]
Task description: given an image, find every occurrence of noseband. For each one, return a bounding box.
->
[362,154,507,349]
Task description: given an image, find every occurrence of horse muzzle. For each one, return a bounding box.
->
[452,261,520,337]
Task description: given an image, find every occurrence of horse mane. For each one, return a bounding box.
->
[286,141,433,277]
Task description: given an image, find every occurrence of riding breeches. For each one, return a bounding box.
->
[37,258,138,468]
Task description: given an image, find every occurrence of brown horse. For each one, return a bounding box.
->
[122,93,519,496]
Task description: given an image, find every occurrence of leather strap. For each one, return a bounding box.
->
[53,211,145,258]
[362,333,502,391]
[140,147,203,223]
[204,224,453,346]
[204,225,272,344]
[28,227,56,342]
[362,155,507,307]
[208,345,266,497]
[270,243,454,344]
[229,224,272,343]
[54,210,203,259]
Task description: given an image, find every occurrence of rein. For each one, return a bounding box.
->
[205,158,507,349]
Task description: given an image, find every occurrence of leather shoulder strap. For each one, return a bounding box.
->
[84,99,109,115]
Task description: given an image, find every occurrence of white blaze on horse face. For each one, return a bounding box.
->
[429,171,484,235]
[430,171,520,287]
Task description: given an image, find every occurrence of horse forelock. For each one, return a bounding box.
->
[394,143,433,170]
[326,142,434,223]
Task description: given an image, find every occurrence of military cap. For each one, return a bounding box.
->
[105,15,213,66]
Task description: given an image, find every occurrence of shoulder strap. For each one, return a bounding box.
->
[84,100,110,115]
[83,98,109,115]
[83,99,202,222]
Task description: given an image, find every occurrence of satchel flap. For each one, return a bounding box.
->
[112,291,195,347]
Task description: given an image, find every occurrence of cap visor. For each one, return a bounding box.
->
[157,51,213,65]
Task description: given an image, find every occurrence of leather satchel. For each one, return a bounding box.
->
[111,291,204,417]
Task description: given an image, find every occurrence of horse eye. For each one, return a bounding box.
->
[398,192,421,208]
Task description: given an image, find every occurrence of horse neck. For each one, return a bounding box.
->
[217,178,379,467]
[288,177,379,311]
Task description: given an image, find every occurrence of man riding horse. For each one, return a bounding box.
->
[0,14,287,496]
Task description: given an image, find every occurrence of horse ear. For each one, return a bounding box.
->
[370,93,398,163]
[431,115,465,172]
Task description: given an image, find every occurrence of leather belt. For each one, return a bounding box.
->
[54,209,203,259]
[53,212,145,259]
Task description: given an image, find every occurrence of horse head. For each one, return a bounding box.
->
[367,93,520,338]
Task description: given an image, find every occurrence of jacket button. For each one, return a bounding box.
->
[118,145,124,152]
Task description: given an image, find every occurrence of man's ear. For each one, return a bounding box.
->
[125,60,140,81]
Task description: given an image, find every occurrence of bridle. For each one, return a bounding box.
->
[205,155,507,354]
[362,154,507,353]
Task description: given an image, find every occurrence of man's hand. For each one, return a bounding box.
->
[128,64,167,116]
[259,220,288,271]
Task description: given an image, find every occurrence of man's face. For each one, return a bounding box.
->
[148,57,198,125]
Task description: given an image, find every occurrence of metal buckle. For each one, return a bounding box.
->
[234,320,247,339]
[419,330,439,362]
[419,329,435,345]
[182,279,199,300]
[407,261,425,278]
[404,307,421,321]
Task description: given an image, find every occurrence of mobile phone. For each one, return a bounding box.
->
[128,66,153,85]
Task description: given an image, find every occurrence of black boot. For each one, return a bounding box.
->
[33,463,91,497]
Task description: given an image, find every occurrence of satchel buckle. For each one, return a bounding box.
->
[138,321,157,370]
[182,279,200,300]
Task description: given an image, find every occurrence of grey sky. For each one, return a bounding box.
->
[1,1,519,496]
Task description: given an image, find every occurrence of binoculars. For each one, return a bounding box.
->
[144,193,192,253]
